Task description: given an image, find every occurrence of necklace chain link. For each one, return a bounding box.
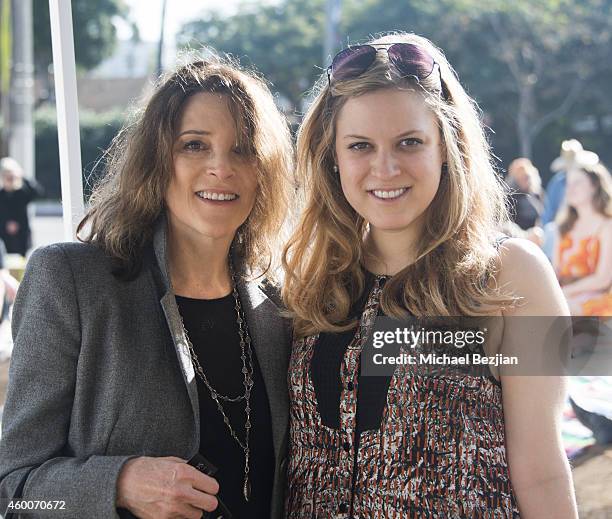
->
[178,261,253,501]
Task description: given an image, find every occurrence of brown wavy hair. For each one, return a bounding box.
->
[557,162,612,236]
[78,52,294,280]
[282,32,517,337]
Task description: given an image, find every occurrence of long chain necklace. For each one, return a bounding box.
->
[178,262,254,502]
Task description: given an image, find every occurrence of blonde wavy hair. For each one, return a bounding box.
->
[282,32,517,337]
[79,53,294,280]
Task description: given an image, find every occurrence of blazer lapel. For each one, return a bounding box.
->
[159,291,201,447]
[152,219,201,455]
[236,279,290,464]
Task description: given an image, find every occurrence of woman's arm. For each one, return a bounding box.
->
[496,238,578,519]
[21,177,44,203]
[0,245,137,518]
[552,228,561,275]
[562,219,612,297]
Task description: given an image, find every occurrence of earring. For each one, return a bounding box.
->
[441,162,448,174]
[333,165,339,173]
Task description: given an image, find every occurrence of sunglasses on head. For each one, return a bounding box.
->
[327,43,443,93]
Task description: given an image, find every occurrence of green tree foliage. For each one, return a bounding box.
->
[35,107,124,200]
[33,0,127,74]
[177,0,325,110]
[436,0,612,160]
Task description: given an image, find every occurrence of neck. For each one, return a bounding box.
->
[574,203,600,221]
[166,223,234,299]
[364,222,422,275]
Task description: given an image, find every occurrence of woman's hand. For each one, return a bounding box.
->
[116,456,219,519]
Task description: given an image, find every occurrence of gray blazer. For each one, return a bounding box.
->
[0,222,290,518]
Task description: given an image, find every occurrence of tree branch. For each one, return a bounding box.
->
[529,76,584,139]
[487,13,524,85]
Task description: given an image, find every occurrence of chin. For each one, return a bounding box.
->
[200,230,240,242]
[184,221,241,242]
[369,220,416,232]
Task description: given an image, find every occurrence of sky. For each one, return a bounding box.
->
[118,0,269,68]
[120,0,262,43]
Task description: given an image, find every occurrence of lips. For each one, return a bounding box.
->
[195,190,239,201]
[368,187,410,200]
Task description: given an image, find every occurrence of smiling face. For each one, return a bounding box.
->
[334,88,444,242]
[165,92,258,245]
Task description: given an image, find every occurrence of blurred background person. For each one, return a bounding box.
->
[500,158,544,246]
[506,157,544,231]
[0,239,19,325]
[554,160,612,450]
[553,162,612,317]
[543,140,600,226]
[541,140,600,259]
[0,158,43,258]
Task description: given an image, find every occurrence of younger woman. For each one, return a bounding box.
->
[554,162,612,316]
[283,33,577,517]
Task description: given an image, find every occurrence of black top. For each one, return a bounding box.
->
[0,178,42,255]
[176,293,275,518]
[311,272,392,437]
[507,180,543,230]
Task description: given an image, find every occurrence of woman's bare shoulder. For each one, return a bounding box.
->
[495,237,568,316]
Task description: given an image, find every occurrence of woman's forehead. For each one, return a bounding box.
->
[177,93,238,133]
[336,88,436,136]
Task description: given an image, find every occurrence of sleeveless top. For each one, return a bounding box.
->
[558,233,601,282]
[558,223,612,316]
[286,274,520,518]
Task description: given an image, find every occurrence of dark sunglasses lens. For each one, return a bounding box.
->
[331,45,377,82]
[387,43,435,79]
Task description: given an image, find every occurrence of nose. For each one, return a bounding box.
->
[206,150,235,180]
[370,150,401,179]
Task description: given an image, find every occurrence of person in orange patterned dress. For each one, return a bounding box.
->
[554,162,612,316]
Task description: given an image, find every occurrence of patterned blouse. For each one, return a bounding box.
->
[286,275,520,518]
[558,232,612,316]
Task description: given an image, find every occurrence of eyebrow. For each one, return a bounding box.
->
[342,130,424,140]
[177,129,212,137]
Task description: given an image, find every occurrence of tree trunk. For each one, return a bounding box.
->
[516,82,534,159]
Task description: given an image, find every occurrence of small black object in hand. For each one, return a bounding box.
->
[187,453,233,519]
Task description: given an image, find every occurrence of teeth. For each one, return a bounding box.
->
[196,191,237,201]
[372,188,407,199]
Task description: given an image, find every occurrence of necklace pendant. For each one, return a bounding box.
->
[243,476,251,502]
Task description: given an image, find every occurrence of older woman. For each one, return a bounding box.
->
[283,33,577,517]
[0,56,293,519]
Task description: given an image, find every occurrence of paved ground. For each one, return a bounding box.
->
[573,445,612,517]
